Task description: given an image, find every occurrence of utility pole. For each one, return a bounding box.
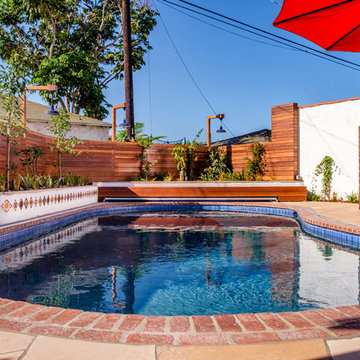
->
[121,0,135,141]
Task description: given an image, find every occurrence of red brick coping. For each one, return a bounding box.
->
[1,202,360,346]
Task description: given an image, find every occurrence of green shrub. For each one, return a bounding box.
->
[307,189,321,201]
[10,173,91,191]
[172,145,187,181]
[314,156,339,200]
[346,192,359,203]
[12,174,21,191]
[20,174,38,190]
[220,170,247,181]
[0,174,5,192]
[245,142,267,180]
[200,146,228,181]
[64,173,80,187]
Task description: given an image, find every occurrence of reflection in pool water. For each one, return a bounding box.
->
[0,212,359,315]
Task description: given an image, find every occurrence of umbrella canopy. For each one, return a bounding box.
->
[273,0,360,52]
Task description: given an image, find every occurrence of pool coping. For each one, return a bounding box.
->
[1,201,360,346]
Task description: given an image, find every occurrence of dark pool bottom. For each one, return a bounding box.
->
[0,212,359,316]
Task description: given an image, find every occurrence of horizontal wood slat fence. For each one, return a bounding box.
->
[0,103,299,182]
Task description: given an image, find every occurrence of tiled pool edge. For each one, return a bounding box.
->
[1,202,360,346]
[1,202,360,252]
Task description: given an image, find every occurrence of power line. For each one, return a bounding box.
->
[159,0,297,51]
[175,0,360,69]
[155,1,237,137]
[221,120,235,137]
[153,2,218,115]
[269,0,282,6]
[160,0,360,72]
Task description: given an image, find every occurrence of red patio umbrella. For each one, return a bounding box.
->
[273,0,360,52]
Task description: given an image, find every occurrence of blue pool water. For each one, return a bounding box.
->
[0,212,359,315]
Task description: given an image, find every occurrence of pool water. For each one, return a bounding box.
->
[0,212,359,316]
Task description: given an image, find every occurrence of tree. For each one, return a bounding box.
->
[0,68,26,190]
[0,0,158,120]
[48,108,81,177]
[116,121,146,142]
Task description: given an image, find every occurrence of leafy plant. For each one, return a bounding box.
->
[172,146,187,181]
[221,169,247,181]
[78,176,91,186]
[307,188,321,201]
[12,174,21,191]
[346,192,359,203]
[0,67,26,190]
[245,142,267,181]
[38,175,53,189]
[331,192,341,202]
[136,134,165,181]
[200,146,228,181]
[153,172,175,182]
[19,174,40,190]
[48,108,81,178]
[117,122,146,143]
[171,130,203,181]
[117,122,165,180]
[186,129,203,181]
[64,173,80,187]
[0,174,5,192]
[314,156,339,200]
[15,145,44,175]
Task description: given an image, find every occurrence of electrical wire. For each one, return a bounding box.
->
[221,120,235,137]
[160,0,360,72]
[269,0,282,6]
[153,2,218,115]
[161,0,360,70]
[159,0,297,51]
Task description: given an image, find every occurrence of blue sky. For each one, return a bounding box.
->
[34,0,360,144]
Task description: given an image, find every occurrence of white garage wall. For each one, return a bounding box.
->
[299,99,360,199]
[27,122,110,141]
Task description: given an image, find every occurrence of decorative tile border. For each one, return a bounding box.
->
[0,186,98,227]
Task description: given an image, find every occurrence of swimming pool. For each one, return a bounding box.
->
[1,211,359,316]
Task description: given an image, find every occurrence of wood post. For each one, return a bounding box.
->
[207,114,225,146]
[121,0,135,141]
[112,107,116,142]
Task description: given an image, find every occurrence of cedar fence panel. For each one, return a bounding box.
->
[0,103,299,182]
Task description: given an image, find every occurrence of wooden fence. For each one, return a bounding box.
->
[0,103,299,181]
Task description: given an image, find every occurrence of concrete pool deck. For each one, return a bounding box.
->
[1,201,360,359]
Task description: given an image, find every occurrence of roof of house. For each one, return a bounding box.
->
[211,129,271,146]
[0,100,112,128]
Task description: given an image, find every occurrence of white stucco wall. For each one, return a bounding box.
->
[27,122,110,141]
[299,99,360,199]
